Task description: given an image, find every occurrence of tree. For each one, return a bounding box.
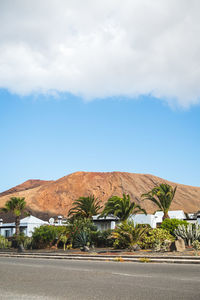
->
[141,184,177,220]
[68,195,102,219]
[1,197,28,236]
[100,194,146,221]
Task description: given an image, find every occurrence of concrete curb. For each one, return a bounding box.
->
[0,252,200,264]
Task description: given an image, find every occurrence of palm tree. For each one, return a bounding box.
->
[101,194,146,221]
[141,183,177,220]
[68,195,102,219]
[112,220,148,250]
[1,197,28,236]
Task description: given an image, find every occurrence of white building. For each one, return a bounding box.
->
[92,210,189,230]
[129,214,157,228]
[154,210,186,223]
[185,213,200,225]
[92,215,119,231]
[0,215,48,237]
[130,210,187,228]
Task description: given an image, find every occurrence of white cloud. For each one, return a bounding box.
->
[0,0,200,107]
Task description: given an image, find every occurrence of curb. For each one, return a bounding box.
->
[0,253,200,264]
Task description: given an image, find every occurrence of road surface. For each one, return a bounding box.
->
[0,257,199,299]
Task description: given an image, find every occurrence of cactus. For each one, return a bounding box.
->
[174,224,200,246]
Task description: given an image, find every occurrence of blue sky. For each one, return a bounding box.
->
[0,89,199,192]
[1,1,200,191]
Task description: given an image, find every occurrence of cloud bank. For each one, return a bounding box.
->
[0,0,200,107]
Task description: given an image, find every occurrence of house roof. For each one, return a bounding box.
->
[0,210,54,223]
[20,215,47,224]
[0,215,47,226]
[92,214,119,221]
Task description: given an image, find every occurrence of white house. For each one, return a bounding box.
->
[129,214,157,228]
[92,215,119,231]
[91,210,189,230]
[0,215,48,237]
[130,210,187,228]
[154,210,186,224]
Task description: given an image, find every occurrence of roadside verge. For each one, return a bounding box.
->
[0,252,200,264]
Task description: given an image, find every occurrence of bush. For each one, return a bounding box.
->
[0,235,11,249]
[23,237,33,250]
[10,233,33,250]
[161,219,188,236]
[31,219,96,249]
[68,218,97,248]
[90,229,114,248]
[32,225,58,249]
[32,225,71,249]
[138,228,174,250]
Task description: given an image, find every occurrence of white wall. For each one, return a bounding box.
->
[130,214,157,228]
[154,210,186,221]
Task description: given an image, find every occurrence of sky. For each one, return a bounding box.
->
[0,0,200,191]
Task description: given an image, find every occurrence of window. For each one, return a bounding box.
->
[5,230,10,238]
[101,223,110,231]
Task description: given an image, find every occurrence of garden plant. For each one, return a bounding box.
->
[174,224,200,246]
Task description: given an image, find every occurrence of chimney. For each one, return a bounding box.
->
[57,216,63,225]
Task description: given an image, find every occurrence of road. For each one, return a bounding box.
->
[0,257,199,300]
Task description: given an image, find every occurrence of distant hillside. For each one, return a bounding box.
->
[0,179,52,197]
[0,172,199,217]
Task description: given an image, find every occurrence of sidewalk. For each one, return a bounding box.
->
[0,250,200,264]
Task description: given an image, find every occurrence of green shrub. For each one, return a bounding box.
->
[32,225,58,249]
[31,219,97,249]
[69,218,97,235]
[54,226,70,248]
[138,228,174,250]
[23,237,33,250]
[32,225,71,249]
[68,218,97,248]
[0,235,11,249]
[90,229,114,248]
[161,219,188,236]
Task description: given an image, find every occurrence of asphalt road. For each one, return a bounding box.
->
[0,257,199,300]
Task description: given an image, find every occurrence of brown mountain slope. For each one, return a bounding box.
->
[0,172,199,216]
[0,179,53,197]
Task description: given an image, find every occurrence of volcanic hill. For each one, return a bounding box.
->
[0,172,199,218]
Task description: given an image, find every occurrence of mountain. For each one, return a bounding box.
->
[0,172,199,218]
[0,179,52,197]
